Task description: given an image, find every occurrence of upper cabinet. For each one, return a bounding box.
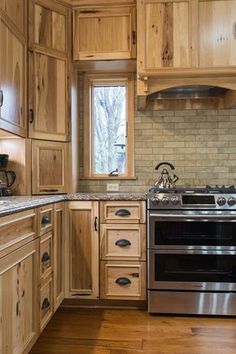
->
[137,0,236,75]
[138,0,194,72]
[0,1,27,137]
[73,5,136,60]
[28,0,71,142]
[198,0,236,68]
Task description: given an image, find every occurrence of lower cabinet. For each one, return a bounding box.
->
[40,275,54,332]
[0,239,39,354]
[66,201,99,299]
[54,202,65,311]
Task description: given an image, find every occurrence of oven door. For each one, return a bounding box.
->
[148,249,236,291]
[148,210,236,250]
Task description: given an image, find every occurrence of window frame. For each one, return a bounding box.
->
[83,73,135,179]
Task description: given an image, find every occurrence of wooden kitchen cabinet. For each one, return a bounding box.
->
[54,202,65,311]
[100,201,146,301]
[66,201,99,299]
[73,5,136,60]
[0,0,26,35]
[0,239,39,354]
[198,0,236,68]
[32,140,68,194]
[28,0,70,142]
[0,16,27,137]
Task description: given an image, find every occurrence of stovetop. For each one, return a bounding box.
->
[147,185,236,210]
[149,185,236,194]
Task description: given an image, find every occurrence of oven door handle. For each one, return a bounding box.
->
[149,213,236,222]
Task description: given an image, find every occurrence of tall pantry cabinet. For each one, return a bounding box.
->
[0,0,27,137]
[28,0,71,194]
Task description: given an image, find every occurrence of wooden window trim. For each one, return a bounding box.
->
[83,73,135,179]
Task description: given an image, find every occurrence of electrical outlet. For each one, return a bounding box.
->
[107,183,119,192]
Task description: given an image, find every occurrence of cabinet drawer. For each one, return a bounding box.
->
[100,261,146,300]
[40,232,53,280]
[100,224,146,261]
[38,205,54,235]
[40,275,53,331]
[100,201,146,224]
[0,209,37,258]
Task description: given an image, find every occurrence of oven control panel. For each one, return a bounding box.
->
[148,193,236,210]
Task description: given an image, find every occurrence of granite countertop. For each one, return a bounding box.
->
[0,192,147,216]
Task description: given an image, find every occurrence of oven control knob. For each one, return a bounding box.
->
[151,196,160,204]
[217,197,226,206]
[171,196,180,205]
[161,196,170,205]
[228,197,236,206]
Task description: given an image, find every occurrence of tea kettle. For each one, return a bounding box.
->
[154,162,179,189]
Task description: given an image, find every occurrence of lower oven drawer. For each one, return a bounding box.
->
[100,261,146,300]
[148,290,236,315]
[148,249,236,291]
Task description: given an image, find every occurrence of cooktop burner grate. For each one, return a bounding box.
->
[149,185,236,194]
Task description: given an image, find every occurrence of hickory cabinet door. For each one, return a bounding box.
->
[0,18,26,137]
[32,140,68,194]
[0,240,39,354]
[73,6,136,60]
[199,0,236,68]
[67,201,99,299]
[137,0,194,72]
[28,0,70,142]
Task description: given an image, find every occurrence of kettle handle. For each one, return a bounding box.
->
[172,174,179,184]
[155,162,175,170]
[5,170,16,187]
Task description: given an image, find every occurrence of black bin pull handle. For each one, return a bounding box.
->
[41,252,50,263]
[115,209,131,217]
[42,215,50,224]
[115,277,131,286]
[115,239,131,247]
[41,297,50,310]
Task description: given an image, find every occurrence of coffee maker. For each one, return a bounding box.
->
[0,154,16,196]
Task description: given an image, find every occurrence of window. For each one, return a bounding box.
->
[83,74,134,178]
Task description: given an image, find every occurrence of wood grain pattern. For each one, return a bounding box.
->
[34,3,66,53]
[32,140,68,194]
[40,275,53,332]
[100,261,146,300]
[100,201,146,224]
[144,0,191,69]
[67,201,99,299]
[38,204,54,236]
[199,0,236,67]
[0,18,26,137]
[0,0,26,34]
[0,239,39,354]
[40,232,53,280]
[100,224,146,261]
[73,6,136,60]
[30,308,236,354]
[0,209,37,259]
[53,203,65,311]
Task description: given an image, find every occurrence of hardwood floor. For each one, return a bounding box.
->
[30,308,236,354]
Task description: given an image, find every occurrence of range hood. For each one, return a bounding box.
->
[137,75,236,111]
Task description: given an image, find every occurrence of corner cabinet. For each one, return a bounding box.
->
[0,240,39,354]
[28,0,71,142]
[0,2,27,137]
[32,140,68,194]
[73,5,136,60]
[66,201,99,299]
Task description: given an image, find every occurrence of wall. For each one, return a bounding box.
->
[78,79,236,192]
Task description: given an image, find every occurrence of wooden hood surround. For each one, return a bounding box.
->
[137,0,236,111]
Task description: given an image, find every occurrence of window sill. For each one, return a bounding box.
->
[80,176,137,180]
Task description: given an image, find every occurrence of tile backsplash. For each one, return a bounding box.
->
[79,102,236,192]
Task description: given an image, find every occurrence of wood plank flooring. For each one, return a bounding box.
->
[30,308,236,354]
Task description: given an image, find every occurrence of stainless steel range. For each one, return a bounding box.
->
[147,185,236,316]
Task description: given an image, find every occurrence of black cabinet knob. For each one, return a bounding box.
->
[42,215,50,224]
[41,297,50,310]
[41,252,50,263]
[115,209,131,217]
[115,277,131,286]
[115,239,131,247]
